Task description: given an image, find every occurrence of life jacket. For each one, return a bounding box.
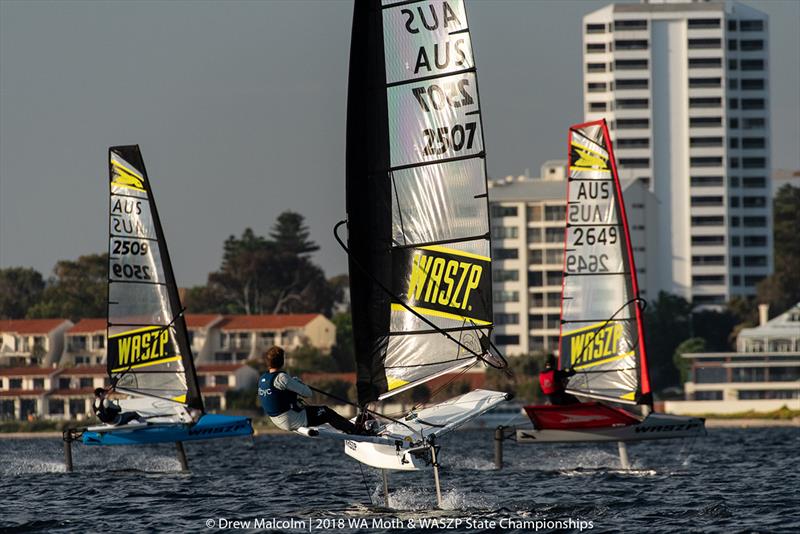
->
[539,369,560,395]
[258,371,299,417]
[94,398,120,423]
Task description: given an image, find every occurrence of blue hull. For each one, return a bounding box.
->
[81,414,253,446]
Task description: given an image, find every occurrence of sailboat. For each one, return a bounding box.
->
[519,120,705,448]
[295,0,510,502]
[72,146,253,447]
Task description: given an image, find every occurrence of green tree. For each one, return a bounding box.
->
[27,254,107,321]
[0,267,45,319]
[330,312,355,372]
[288,342,338,374]
[183,284,233,314]
[756,185,800,314]
[269,211,320,256]
[643,291,692,392]
[484,352,545,403]
[673,337,706,384]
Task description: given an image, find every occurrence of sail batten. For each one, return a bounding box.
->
[106,145,203,412]
[559,121,651,405]
[347,0,496,405]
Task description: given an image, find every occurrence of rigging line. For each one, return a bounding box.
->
[108,307,188,392]
[333,220,488,365]
[358,462,375,506]
[411,359,479,412]
[305,384,418,435]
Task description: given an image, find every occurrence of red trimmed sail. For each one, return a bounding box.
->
[558,120,651,405]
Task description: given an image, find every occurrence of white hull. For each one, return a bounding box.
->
[516,413,706,443]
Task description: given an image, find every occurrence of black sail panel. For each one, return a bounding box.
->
[347,0,494,405]
[107,145,203,411]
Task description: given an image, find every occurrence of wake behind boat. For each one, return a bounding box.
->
[519,121,705,447]
[64,146,252,453]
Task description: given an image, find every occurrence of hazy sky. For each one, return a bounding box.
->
[1,0,798,285]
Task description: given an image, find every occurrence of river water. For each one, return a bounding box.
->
[1,427,798,532]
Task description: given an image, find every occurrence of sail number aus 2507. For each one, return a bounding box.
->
[422,122,476,156]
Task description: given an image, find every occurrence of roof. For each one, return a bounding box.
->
[0,389,47,397]
[738,303,800,340]
[614,2,725,14]
[59,365,106,376]
[197,363,252,373]
[185,314,224,329]
[67,319,106,334]
[489,179,566,203]
[0,319,71,335]
[219,314,321,331]
[0,367,60,377]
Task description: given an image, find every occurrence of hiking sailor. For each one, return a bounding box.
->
[258,346,363,435]
[539,355,579,405]
[93,388,145,426]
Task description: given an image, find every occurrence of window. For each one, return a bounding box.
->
[731,216,740,227]
[729,98,739,110]
[494,249,519,260]
[493,270,519,282]
[741,79,764,90]
[9,378,22,389]
[741,59,764,71]
[743,157,766,169]
[615,78,648,90]
[727,39,738,51]
[495,313,519,325]
[545,249,563,265]
[743,235,767,247]
[690,137,722,148]
[689,77,720,88]
[205,396,222,411]
[692,255,725,266]
[590,102,607,112]
[729,78,738,90]
[732,275,741,286]
[33,378,44,389]
[691,176,723,187]
[527,228,542,243]
[494,291,519,303]
[728,20,737,32]
[618,158,649,168]
[740,39,764,51]
[730,157,739,169]
[690,157,723,168]
[740,20,764,32]
[743,177,766,188]
[48,399,65,415]
[615,59,648,70]
[491,226,518,239]
[729,59,738,70]
[616,118,649,129]
[586,43,605,53]
[687,18,720,29]
[544,205,565,221]
[586,23,605,34]
[743,118,766,130]
[729,138,739,149]
[695,367,726,383]
[214,375,229,386]
[197,375,207,387]
[744,255,767,267]
[529,250,543,264]
[745,275,765,287]
[689,38,722,49]
[690,117,722,128]
[732,367,766,382]
[689,97,721,108]
[730,196,740,207]
[587,82,607,93]
[689,58,721,69]
[617,138,649,149]
[692,235,725,246]
[742,138,765,149]
[732,256,741,266]
[694,391,723,401]
[730,118,739,129]
[587,62,606,73]
[614,19,647,31]
[59,377,71,389]
[741,98,765,110]
[491,205,518,217]
[494,335,520,346]
[616,98,650,109]
[743,196,766,208]
[615,39,648,50]
[691,216,724,226]
[693,275,725,285]
[545,227,564,243]
[79,377,93,388]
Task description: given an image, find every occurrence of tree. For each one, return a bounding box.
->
[484,352,545,403]
[330,312,355,372]
[183,285,235,314]
[269,211,320,256]
[27,254,107,321]
[208,228,272,315]
[288,342,338,374]
[0,267,45,319]
[673,337,706,384]
[756,185,800,315]
[643,291,692,392]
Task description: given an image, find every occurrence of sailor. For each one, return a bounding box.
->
[258,346,362,435]
[539,355,579,405]
[93,388,144,426]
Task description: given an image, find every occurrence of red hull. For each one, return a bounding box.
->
[524,402,640,430]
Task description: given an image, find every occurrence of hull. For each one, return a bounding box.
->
[82,414,253,446]
[517,412,706,443]
[344,440,429,471]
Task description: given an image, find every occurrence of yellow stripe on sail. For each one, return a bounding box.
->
[573,350,634,371]
[110,355,181,373]
[418,245,491,262]
[390,303,492,326]
[386,376,409,391]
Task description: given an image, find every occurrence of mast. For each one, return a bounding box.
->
[106,145,203,411]
[346,0,498,405]
[558,120,651,406]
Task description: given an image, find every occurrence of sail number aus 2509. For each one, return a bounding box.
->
[422,122,476,156]
[112,240,149,256]
[112,263,152,281]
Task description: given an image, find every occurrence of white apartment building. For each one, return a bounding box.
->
[489,161,657,355]
[0,319,72,367]
[583,0,772,305]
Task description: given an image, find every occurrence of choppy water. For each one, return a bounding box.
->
[1,427,799,532]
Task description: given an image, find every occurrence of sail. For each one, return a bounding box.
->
[346,0,495,404]
[559,120,651,405]
[106,145,203,411]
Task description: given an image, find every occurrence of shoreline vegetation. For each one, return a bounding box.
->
[1,407,798,437]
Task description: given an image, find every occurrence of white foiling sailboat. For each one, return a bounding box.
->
[78,146,253,446]
[519,121,705,449]
[297,0,509,503]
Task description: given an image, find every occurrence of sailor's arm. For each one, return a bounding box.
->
[274,373,312,398]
